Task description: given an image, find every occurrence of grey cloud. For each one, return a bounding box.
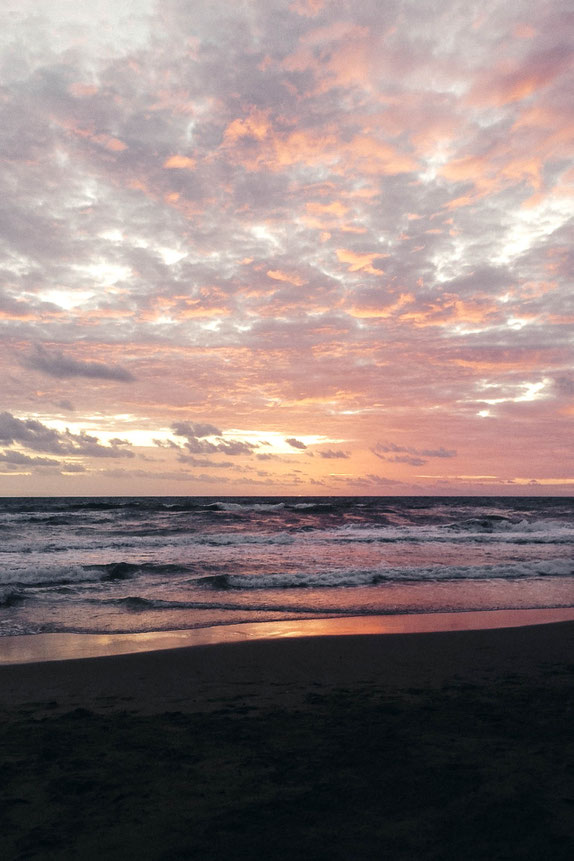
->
[0,412,135,458]
[23,346,135,382]
[153,438,182,449]
[372,442,456,463]
[0,412,68,453]
[100,468,231,483]
[0,450,60,467]
[553,375,574,396]
[385,455,427,466]
[172,421,222,438]
[176,455,234,468]
[61,431,137,459]
[419,447,458,459]
[319,449,350,459]
[216,439,257,456]
[179,436,225,455]
[185,437,256,456]
[171,421,257,456]
[285,437,307,450]
[338,473,404,487]
[0,449,87,474]
[61,463,87,473]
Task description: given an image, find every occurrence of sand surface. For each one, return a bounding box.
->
[1,622,573,859]
[3,606,574,665]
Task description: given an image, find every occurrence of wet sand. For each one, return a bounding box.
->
[1,621,573,859]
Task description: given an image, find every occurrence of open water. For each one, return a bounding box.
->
[0,496,573,637]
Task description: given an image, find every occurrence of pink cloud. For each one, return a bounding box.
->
[467,46,572,107]
[1,0,572,495]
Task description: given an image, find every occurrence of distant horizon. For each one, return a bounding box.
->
[1,1,572,497]
[1,492,572,500]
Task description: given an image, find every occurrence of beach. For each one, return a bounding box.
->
[1,620,573,859]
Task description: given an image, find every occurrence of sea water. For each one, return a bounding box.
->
[0,496,573,637]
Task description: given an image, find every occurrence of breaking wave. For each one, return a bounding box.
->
[1,495,573,637]
[195,558,574,590]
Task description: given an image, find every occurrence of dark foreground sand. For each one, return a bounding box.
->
[1,622,573,860]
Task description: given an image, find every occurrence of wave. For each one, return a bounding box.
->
[195,558,574,590]
[0,560,201,588]
[0,565,106,588]
[441,515,572,535]
[204,501,289,513]
[88,596,370,614]
[21,602,574,638]
[101,562,140,581]
[0,587,26,607]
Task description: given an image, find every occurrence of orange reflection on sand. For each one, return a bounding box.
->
[2,608,574,666]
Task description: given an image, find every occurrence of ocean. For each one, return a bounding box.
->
[0,496,573,639]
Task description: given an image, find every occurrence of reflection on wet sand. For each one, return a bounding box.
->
[2,606,574,665]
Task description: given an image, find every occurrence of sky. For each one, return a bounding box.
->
[0,0,573,497]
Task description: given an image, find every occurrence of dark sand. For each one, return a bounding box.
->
[1,622,573,859]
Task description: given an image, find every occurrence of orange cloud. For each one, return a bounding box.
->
[68,83,99,98]
[397,294,501,329]
[321,32,373,91]
[163,155,196,169]
[336,249,387,274]
[221,104,416,178]
[468,49,571,107]
[301,199,363,233]
[223,109,270,144]
[289,0,324,17]
[440,144,546,206]
[273,129,340,168]
[346,135,417,175]
[347,292,414,319]
[71,127,128,152]
[306,201,348,218]
[293,21,377,94]
[267,270,305,286]
[513,24,537,39]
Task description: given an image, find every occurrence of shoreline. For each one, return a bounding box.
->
[1,616,573,857]
[1,616,573,715]
[1,605,574,665]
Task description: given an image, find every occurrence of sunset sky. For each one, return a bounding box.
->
[1,0,572,496]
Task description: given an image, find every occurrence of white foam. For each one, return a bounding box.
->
[217,558,574,590]
[210,502,285,512]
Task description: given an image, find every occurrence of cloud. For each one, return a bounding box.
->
[0,412,69,454]
[170,421,258,456]
[0,450,60,467]
[0,0,571,495]
[163,155,197,169]
[172,421,222,438]
[176,455,234,468]
[23,346,135,382]
[372,442,457,466]
[0,412,135,458]
[384,455,427,467]
[318,449,349,459]
[337,473,404,488]
[419,447,458,459]
[100,468,229,483]
[336,249,387,274]
[285,437,307,450]
[267,270,305,286]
